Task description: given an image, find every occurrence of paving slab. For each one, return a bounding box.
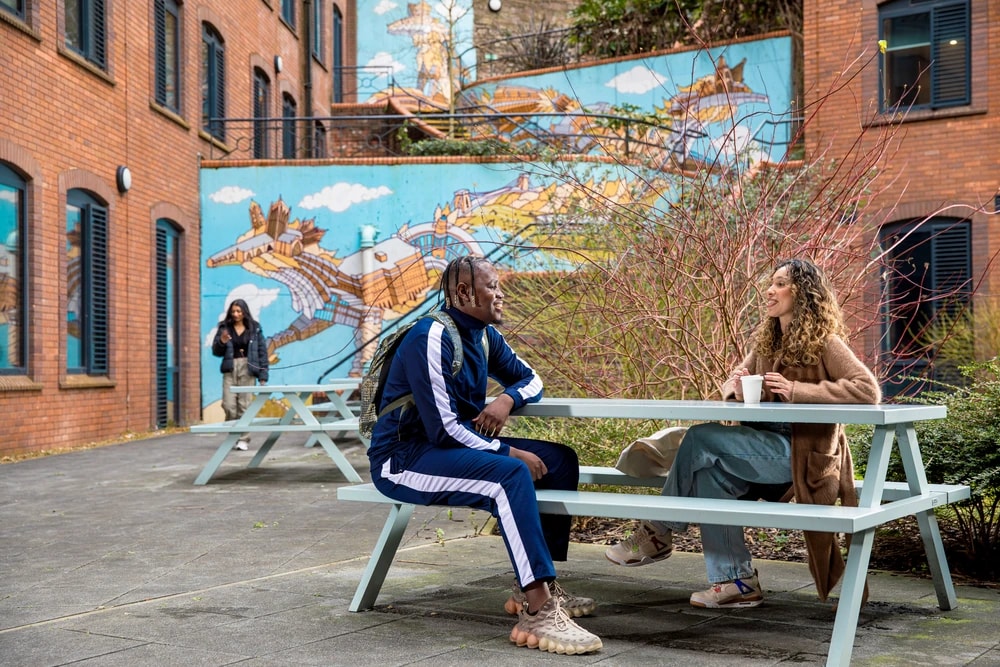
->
[1,431,998,666]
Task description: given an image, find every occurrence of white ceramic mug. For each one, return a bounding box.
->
[740,374,763,404]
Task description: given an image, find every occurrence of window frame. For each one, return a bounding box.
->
[281,0,295,28]
[253,68,271,159]
[66,189,109,376]
[878,0,971,112]
[0,163,28,375]
[201,23,226,141]
[64,0,107,70]
[1,0,25,21]
[282,94,297,159]
[312,0,324,62]
[332,5,344,103]
[879,216,972,395]
[154,0,181,113]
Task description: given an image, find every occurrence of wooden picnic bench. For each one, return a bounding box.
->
[191,381,362,485]
[336,398,970,667]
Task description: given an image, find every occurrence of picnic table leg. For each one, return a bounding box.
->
[894,423,958,610]
[284,393,363,482]
[826,528,875,667]
[193,434,242,485]
[193,394,271,485]
[350,503,414,612]
[312,432,363,482]
[305,390,355,448]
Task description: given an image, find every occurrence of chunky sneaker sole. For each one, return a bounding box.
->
[509,597,602,655]
[689,571,763,609]
[504,581,597,618]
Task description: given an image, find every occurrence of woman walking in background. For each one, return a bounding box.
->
[212,298,269,450]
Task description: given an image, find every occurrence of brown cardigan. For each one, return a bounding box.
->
[721,335,881,600]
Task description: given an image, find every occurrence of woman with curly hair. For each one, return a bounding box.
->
[605,258,881,608]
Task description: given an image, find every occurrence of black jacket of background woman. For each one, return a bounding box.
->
[211,320,270,383]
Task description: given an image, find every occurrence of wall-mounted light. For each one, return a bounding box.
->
[274,55,283,73]
[488,0,501,12]
[116,166,132,194]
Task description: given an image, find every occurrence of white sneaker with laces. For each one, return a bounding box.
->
[234,438,249,451]
[509,596,602,654]
[604,522,673,566]
[504,580,597,618]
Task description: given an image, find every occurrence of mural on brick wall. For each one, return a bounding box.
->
[199,161,662,416]
[200,28,792,417]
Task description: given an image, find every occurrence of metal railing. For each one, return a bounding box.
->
[204,110,801,168]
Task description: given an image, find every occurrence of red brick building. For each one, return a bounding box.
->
[0,1,356,456]
[803,0,998,391]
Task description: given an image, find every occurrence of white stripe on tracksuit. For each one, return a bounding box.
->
[379,460,538,586]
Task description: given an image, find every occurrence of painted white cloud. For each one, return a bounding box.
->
[204,284,281,347]
[606,66,668,95]
[209,186,255,204]
[298,183,393,213]
[365,51,406,76]
[374,0,397,14]
[0,189,16,204]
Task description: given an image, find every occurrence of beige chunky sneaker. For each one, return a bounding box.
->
[689,569,763,608]
[509,596,603,655]
[504,580,597,618]
[604,522,673,566]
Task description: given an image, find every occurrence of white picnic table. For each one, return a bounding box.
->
[338,397,968,667]
[191,380,362,485]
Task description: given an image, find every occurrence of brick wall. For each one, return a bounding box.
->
[0,1,340,456]
[802,0,1000,361]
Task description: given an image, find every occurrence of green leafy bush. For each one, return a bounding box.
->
[406,138,509,157]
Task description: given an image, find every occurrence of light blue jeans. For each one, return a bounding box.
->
[648,421,792,584]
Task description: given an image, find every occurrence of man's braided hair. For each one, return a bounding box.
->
[440,255,491,308]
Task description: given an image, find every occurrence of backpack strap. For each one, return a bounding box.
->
[375,311,477,421]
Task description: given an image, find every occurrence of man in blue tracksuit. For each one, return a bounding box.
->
[367,255,602,655]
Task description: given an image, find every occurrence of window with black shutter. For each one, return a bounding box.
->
[879,0,970,111]
[333,6,344,103]
[880,217,972,395]
[253,68,271,159]
[66,190,110,376]
[65,0,108,70]
[282,94,297,159]
[202,23,226,141]
[154,0,181,112]
[155,220,180,427]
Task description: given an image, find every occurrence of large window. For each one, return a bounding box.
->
[880,217,971,394]
[154,0,181,112]
[201,23,226,141]
[282,94,297,159]
[281,0,295,27]
[65,0,108,69]
[1,0,24,21]
[879,0,970,111]
[253,68,271,159]
[332,5,344,103]
[0,164,26,374]
[66,189,109,375]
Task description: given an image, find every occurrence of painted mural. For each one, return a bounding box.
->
[200,21,793,415]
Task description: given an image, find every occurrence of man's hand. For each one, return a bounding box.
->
[509,447,547,481]
[473,394,514,438]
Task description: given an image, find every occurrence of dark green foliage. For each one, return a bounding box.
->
[406,138,510,157]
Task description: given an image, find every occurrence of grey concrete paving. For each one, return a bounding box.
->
[1,430,998,666]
